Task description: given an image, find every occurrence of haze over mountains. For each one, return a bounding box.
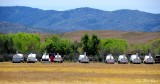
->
[0,6,160,33]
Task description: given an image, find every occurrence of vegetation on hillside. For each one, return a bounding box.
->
[0,6,160,33]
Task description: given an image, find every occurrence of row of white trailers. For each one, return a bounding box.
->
[12,53,37,63]
[12,53,63,63]
[105,53,155,64]
[12,53,155,64]
[78,53,155,64]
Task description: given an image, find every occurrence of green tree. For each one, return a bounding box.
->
[150,39,160,55]
[81,34,90,55]
[90,34,100,56]
[0,35,6,53]
[71,41,80,53]
[44,36,73,55]
[128,44,149,55]
[103,38,127,55]
[81,34,100,56]
[0,35,15,54]
[11,32,40,53]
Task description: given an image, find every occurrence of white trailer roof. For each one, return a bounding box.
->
[144,55,153,61]
[42,54,49,59]
[106,54,114,60]
[55,55,61,58]
[118,54,127,61]
[130,54,139,61]
[28,53,36,58]
[78,55,88,60]
[13,54,23,58]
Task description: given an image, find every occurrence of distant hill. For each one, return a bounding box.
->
[0,21,58,33]
[0,6,160,33]
[0,21,38,33]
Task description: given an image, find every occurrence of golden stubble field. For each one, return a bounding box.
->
[0,62,160,84]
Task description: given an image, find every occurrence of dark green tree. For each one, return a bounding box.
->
[81,34,91,55]
[90,34,100,56]
[4,36,15,54]
[81,34,100,56]
[71,41,80,53]
[44,36,73,55]
[0,35,15,54]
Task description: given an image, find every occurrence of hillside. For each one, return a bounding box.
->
[0,21,43,33]
[0,21,60,33]
[59,30,160,44]
[0,6,160,33]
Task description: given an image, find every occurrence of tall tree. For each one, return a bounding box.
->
[90,34,100,56]
[81,34,90,55]
[0,35,15,54]
[71,41,80,53]
[81,34,100,56]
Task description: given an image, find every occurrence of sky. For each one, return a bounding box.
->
[0,0,160,14]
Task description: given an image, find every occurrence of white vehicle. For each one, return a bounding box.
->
[130,53,141,64]
[78,52,89,63]
[143,53,155,64]
[118,54,128,64]
[105,54,115,64]
[54,53,63,63]
[41,53,50,63]
[12,53,24,63]
[27,53,37,63]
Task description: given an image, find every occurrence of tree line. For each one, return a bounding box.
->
[0,32,160,61]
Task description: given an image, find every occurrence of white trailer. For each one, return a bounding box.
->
[12,53,24,63]
[27,53,37,63]
[41,53,50,63]
[130,53,141,64]
[143,53,155,64]
[118,54,128,64]
[78,52,89,63]
[54,53,63,63]
[105,54,115,64]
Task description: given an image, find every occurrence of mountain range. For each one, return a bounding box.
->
[0,6,160,33]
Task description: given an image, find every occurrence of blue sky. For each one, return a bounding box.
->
[0,0,160,13]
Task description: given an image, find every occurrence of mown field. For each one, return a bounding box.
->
[0,62,160,84]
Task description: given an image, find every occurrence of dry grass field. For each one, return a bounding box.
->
[0,62,160,84]
[60,30,160,44]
